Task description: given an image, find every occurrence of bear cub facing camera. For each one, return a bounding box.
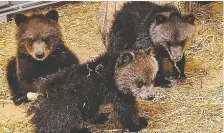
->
[107,2,195,87]
[7,10,79,105]
[31,48,158,133]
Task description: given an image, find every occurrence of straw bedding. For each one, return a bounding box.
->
[0,2,222,133]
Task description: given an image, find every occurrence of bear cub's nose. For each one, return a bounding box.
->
[147,95,155,101]
[35,52,45,59]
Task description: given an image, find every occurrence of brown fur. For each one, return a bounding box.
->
[16,15,62,61]
[31,48,158,132]
[116,48,158,100]
[106,2,196,87]
[7,10,79,105]
[150,18,195,61]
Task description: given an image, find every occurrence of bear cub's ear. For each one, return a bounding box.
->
[138,47,154,56]
[144,47,154,55]
[183,14,195,25]
[14,13,28,26]
[155,14,167,25]
[117,52,135,66]
[45,10,59,22]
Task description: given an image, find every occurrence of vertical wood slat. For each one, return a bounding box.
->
[98,2,125,46]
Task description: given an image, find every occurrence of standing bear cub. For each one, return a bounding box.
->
[7,10,79,105]
[107,2,195,87]
[31,48,158,133]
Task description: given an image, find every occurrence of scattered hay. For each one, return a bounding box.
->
[0,2,222,133]
[146,2,223,133]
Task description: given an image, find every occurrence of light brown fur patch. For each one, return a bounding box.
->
[16,15,62,61]
[115,49,158,100]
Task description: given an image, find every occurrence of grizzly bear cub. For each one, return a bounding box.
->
[7,10,79,105]
[107,2,195,87]
[31,48,158,133]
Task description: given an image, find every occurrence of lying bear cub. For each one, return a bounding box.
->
[31,48,158,133]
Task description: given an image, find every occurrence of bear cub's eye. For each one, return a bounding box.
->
[42,36,50,44]
[25,38,34,45]
[180,40,185,46]
[135,79,145,88]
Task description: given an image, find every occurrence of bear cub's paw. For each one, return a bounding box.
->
[94,113,110,124]
[11,93,28,105]
[127,117,148,132]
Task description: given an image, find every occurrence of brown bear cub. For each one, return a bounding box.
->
[7,10,79,105]
[30,48,158,133]
[107,2,195,87]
